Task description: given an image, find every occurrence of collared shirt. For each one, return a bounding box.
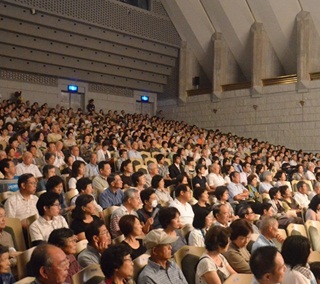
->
[71,155,86,164]
[110,205,138,238]
[169,199,194,226]
[127,150,143,160]
[99,188,124,209]
[77,244,101,267]
[251,234,276,253]
[224,241,251,273]
[158,164,169,178]
[138,259,188,284]
[29,215,69,242]
[207,173,225,187]
[92,175,109,194]
[294,192,310,208]
[227,182,248,202]
[4,191,38,220]
[16,162,42,178]
[85,163,99,178]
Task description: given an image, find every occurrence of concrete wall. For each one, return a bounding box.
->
[159,81,320,152]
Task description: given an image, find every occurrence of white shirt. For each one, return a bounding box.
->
[4,191,38,220]
[29,215,69,242]
[306,170,316,181]
[207,173,225,188]
[293,192,310,208]
[169,199,194,226]
[16,163,42,178]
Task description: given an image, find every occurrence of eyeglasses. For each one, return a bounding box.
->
[66,236,78,243]
[51,203,61,207]
[27,181,37,185]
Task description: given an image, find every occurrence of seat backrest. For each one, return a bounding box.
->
[14,276,36,284]
[291,180,299,192]
[135,165,148,175]
[76,239,88,255]
[305,220,320,251]
[287,223,307,238]
[112,234,125,245]
[174,245,205,269]
[181,253,200,284]
[72,263,104,284]
[133,253,150,281]
[103,206,119,230]
[65,189,79,206]
[4,217,26,251]
[16,247,36,280]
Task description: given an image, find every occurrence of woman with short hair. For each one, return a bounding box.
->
[119,215,147,260]
[100,244,135,284]
[281,235,316,284]
[195,226,236,284]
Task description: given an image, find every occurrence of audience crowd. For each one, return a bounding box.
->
[0,96,320,283]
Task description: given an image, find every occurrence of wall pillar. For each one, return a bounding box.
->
[178,41,188,105]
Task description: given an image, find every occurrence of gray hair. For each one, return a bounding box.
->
[123,188,138,203]
[260,171,272,182]
[260,217,277,234]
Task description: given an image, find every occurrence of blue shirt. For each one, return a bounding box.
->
[99,188,124,209]
[251,234,276,253]
[138,259,188,284]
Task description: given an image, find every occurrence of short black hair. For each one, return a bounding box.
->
[250,246,279,280]
[131,171,144,187]
[85,219,106,244]
[310,262,320,280]
[268,187,279,200]
[36,192,60,216]
[98,160,110,171]
[193,187,207,200]
[0,244,9,255]
[18,173,34,189]
[0,158,12,176]
[76,177,92,192]
[120,159,131,173]
[100,244,132,278]
[214,186,228,200]
[309,194,320,212]
[158,207,180,229]
[151,175,163,189]
[281,235,310,267]
[119,215,139,237]
[48,228,75,248]
[140,187,155,205]
[175,184,189,198]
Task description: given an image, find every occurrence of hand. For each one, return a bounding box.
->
[145,217,154,227]
[276,233,285,243]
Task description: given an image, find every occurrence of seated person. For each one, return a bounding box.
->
[306,194,320,221]
[138,229,188,284]
[100,244,134,284]
[227,171,249,202]
[224,219,252,273]
[258,171,273,194]
[282,235,316,283]
[46,175,73,216]
[189,187,213,247]
[0,245,15,284]
[195,226,236,284]
[250,246,286,284]
[310,262,320,284]
[70,194,100,241]
[36,164,56,192]
[137,187,162,234]
[293,181,310,208]
[48,228,82,283]
[4,173,39,228]
[29,192,68,246]
[71,177,102,216]
[158,207,186,255]
[169,184,194,226]
[99,173,124,209]
[77,219,111,268]
[0,158,19,192]
[119,215,147,260]
[0,205,17,268]
[152,174,173,205]
[110,188,141,239]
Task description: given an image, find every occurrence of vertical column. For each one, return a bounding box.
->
[251,22,265,97]
[296,11,311,92]
[178,41,187,104]
[212,32,225,100]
